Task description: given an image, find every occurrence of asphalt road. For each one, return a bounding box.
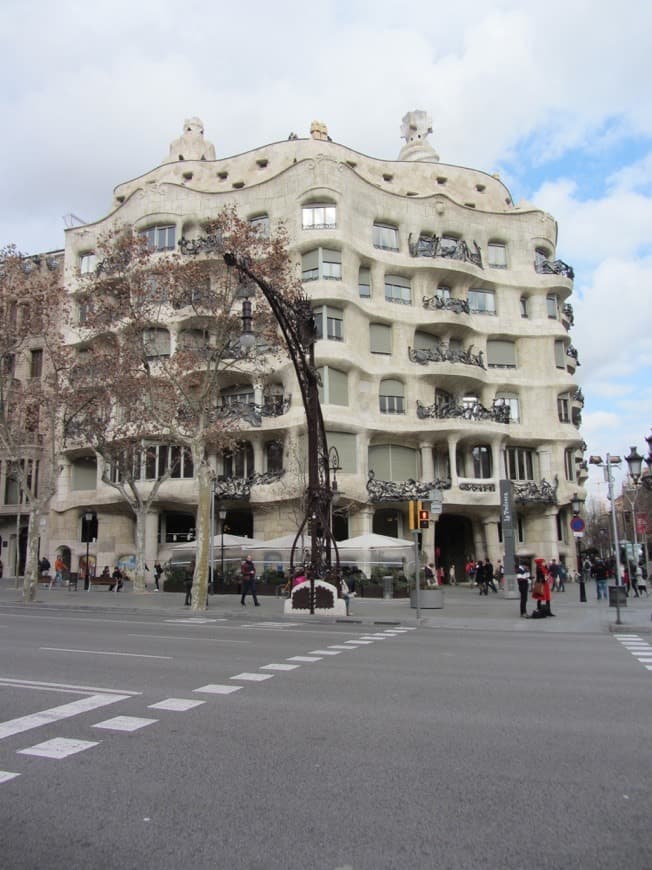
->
[1,607,650,870]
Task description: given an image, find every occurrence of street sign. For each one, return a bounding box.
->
[570,516,585,533]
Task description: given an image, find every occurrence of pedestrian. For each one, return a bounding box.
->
[240,555,259,606]
[548,558,560,592]
[557,562,567,593]
[436,565,445,586]
[292,567,306,587]
[39,556,51,582]
[637,569,649,597]
[109,566,123,592]
[449,563,456,585]
[516,562,531,617]
[532,558,554,617]
[593,559,608,600]
[153,560,163,592]
[184,562,194,606]
[52,555,65,589]
[341,574,356,615]
[478,558,497,595]
[0,556,3,579]
[424,563,435,586]
[495,561,504,588]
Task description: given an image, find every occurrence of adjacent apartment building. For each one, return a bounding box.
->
[31,111,585,580]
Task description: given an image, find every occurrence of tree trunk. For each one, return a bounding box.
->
[191,461,211,611]
[133,506,147,593]
[22,509,41,603]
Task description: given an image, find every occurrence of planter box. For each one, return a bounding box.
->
[410,588,444,609]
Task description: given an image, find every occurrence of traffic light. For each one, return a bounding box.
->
[419,508,430,529]
[408,500,422,530]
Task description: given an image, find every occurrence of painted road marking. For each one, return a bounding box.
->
[40,648,172,660]
[230,673,274,682]
[287,655,322,663]
[93,716,157,732]
[0,693,131,741]
[241,622,301,629]
[260,664,300,671]
[0,771,20,783]
[614,635,652,672]
[148,699,205,711]
[0,678,139,696]
[164,618,224,624]
[344,640,373,645]
[327,645,357,651]
[193,684,242,695]
[18,738,99,759]
[308,650,341,655]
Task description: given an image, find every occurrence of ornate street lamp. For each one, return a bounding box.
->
[223,251,340,614]
[624,445,647,587]
[83,511,95,591]
[219,507,227,586]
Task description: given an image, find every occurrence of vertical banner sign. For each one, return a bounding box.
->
[500,480,518,597]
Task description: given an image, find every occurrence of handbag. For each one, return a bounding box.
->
[532,580,545,598]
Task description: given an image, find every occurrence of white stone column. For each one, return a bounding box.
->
[542,509,559,561]
[482,515,501,563]
[145,510,159,566]
[448,438,458,486]
[419,441,435,481]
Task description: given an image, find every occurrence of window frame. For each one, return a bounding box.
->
[384,275,412,306]
[372,222,399,252]
[487,242,507,269]
[468,288,496,315]
[302,203,337,230]
[142,225,176,252]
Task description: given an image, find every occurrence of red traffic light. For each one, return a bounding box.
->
[418,510,430,529]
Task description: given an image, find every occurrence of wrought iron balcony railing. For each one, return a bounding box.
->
[409,345,485,370]
[366,471,451,503]
[513,477,558,505]
[422,294,470,315]
[534,258,574,280]
[416,399,510,423]
[409,233,483,268]
[213,470,285,501]
[458,481,496,492]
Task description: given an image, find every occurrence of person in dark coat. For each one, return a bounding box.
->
[184,562,194,606]
[517,562,531,617]
[240,555,259,606]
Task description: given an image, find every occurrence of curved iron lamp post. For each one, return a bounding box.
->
[570,492,586,602]
[223,251,340,614]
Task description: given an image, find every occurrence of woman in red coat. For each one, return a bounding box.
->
[532,558,555,617]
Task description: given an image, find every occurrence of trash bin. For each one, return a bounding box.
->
[608,585,627,608]
[382,574,393,599]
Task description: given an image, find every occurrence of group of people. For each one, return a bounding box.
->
[584,556,648,600]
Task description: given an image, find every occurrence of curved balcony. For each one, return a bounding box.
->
[366,471,451,503]
[409,233,483,268]
[422,294,470,315]
[416,399,510,423]
[408,345,485,370]
[534,258,574,280]
[513,477,558,505]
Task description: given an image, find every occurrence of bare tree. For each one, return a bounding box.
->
[65,209,296,608]
[0,246,69,601]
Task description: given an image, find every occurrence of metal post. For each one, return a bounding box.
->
[413,530,420,620]
[209,488,215,594]
[606,454,623,625]
[219,509,227,587]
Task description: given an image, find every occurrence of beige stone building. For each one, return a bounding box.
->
[45,111,585,581]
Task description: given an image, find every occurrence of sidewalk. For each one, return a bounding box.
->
[1,579,650,634]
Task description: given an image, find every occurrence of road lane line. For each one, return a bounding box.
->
[0,693,130,740]
[0,770,20,783]
[0,677,140,695]
[18,738,99,759]
[230,673,274,682]
[193,684,242,695]
[148,699,205,711]
[40,647,172,660]
[127,633,250,644]
[287,655,322,662]
[260,664,300,671]
[93,716,157,732]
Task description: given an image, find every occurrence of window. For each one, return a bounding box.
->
[142,276,168,305]
[468,289,496,315]
[372,223,399,251]
[265,440,284,474]
[221,384,255,407]
[505,447,535,481]
[370,323,391,355]
[71,456,97,491]
[486,340,516,368]
[558,393,570,423]
[326,431,357,474]
[436,285,452,301]
[379,379,405,414]
[359,267,371,298]
[368,444,419,480]
[249,214,270,236]
[302,203,336,230]
[142,225,176,251]
[30,348,43,379]
[520,296,529,318]
[142,328,171,359]
[494,392,520,423]
[535,247,550,267]
[414,331,440,353]
[547,294,559,319]
[564,448,576,482]
[169,446,194,479]
[78,297,93,324]
[317,366,348,405]
[179,329,212,356]
[472,445,493,478]
[487,242,507,268]
[314,306,343,341]
[223,442,253,479]
[79,253,96,274]
[301,248,342,281]
[554,340,566,369]
[384,275,411,305]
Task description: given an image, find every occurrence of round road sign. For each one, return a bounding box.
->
[570,516,585,533]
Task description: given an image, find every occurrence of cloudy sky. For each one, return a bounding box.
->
[2,0,651,504]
